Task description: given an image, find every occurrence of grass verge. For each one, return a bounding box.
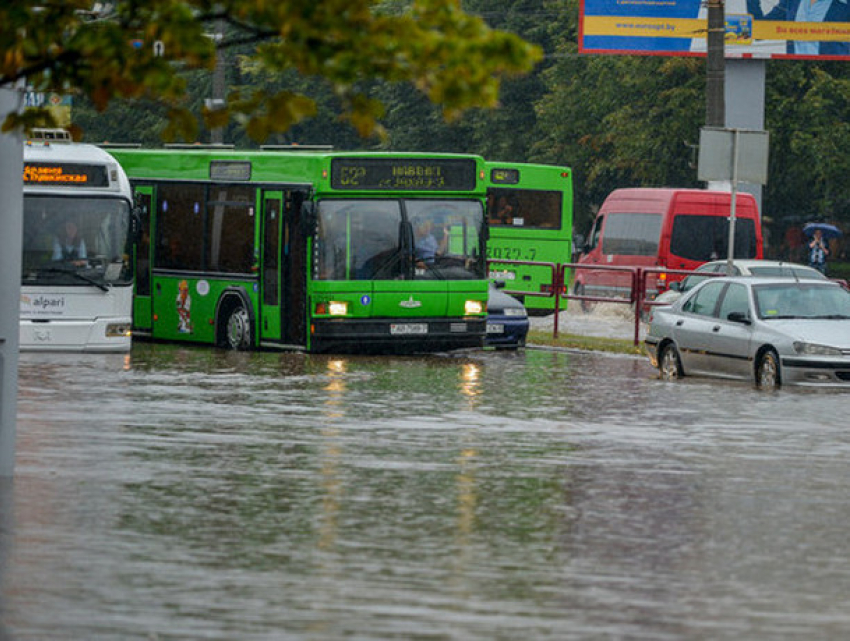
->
[527,329,646,356]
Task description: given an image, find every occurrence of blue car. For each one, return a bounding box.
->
[485,283,529,349]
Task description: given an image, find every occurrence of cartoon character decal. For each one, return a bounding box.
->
[176,279,193,333]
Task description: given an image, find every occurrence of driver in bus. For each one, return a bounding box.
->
[413,218,448,268]
[52,219,88,266]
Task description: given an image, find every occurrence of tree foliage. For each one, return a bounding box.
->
[7,1,850,239]
[0,0,541,140]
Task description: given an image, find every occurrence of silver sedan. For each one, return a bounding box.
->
[645,276,850,388]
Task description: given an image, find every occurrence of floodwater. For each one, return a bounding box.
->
[5,331,850,639]
[531,299,647,341]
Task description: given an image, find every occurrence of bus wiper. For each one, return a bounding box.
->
[416,258,446,280]
[811,314,850,319]
[372,247,406,279]
[38,266,109,292]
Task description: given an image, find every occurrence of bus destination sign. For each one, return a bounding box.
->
[489,167,520,185]
[23,162,110,187]
[330,158,477,191]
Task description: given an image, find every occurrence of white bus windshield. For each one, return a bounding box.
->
[22,195,133,286]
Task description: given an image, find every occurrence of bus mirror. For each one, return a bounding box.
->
[300,201,317,236]
[131,207,143,243]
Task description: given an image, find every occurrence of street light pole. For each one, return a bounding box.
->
[210,20,226,145]
[706,0,725,128]
[0,85,23,478]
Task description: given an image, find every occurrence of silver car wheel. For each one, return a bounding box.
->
[659,344,683,380]
[757,349,781,389]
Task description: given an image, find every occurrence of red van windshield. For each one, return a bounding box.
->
[600,213,662,256]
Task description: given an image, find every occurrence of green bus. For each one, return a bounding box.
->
[485,161,573,313]
[107,148,489,353]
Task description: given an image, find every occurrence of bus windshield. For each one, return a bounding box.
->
[316,199,484,281]
[22,195,133,286]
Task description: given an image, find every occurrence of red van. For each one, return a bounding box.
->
[574,188,763,307]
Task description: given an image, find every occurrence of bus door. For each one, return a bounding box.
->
[284,190,308,346]
[261,189,308,346]
[260,191,284,342]
[133,185,154,331]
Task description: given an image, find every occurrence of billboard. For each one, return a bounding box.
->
[579,0,850,60]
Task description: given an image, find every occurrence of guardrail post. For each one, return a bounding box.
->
[548,263,557,338]
[633,268,643,347]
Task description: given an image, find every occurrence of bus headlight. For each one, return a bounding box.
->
[106,323,132,338]
[465,300,484,315]
[315,301,349,316]
[329,301,349,316]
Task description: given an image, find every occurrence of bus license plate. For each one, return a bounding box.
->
[486,323,505,334]
[390,323,428,335]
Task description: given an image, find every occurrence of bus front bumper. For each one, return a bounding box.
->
[310,317,486,354]
[20,318,133,353]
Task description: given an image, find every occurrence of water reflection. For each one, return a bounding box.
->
[6,344,850,639]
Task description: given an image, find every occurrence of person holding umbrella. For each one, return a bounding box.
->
[804,222,843,274]
[808,228,830,273]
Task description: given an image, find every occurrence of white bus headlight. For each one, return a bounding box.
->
[106,323,132,338]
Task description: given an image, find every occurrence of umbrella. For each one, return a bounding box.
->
[803,222,843,240]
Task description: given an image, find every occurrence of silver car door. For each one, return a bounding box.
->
[674,280,727,375]
[707,282,754,379]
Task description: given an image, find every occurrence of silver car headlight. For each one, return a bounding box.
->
[793,341,842,356]
[503,308,527,317]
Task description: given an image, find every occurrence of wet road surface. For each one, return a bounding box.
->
[4,340,850,640]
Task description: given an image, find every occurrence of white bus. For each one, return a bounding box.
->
[20,130,136,352]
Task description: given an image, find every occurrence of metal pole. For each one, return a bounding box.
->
[0,85,23,478]
[553,264,562,338]
[706,0,725,128]
[210,20,226,145]
[726,129,740,275]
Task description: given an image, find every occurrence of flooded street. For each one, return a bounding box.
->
[5,336,850,639]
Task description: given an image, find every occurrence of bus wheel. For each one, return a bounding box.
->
[574,283,594,313]
[756,349,781,390]
[224,303,252,350]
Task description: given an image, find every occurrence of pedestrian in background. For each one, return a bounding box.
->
[808,228,830,274]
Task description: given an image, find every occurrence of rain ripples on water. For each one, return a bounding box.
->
[5,340,850,640]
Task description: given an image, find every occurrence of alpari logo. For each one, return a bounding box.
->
[399,296,422,309]
[22,294,66,310]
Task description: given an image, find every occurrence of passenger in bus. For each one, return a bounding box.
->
[52,220,88,266]
[493,195,515,225]
[413,218,448,267]
[161,237,185,269]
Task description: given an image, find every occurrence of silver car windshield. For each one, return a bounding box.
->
[754,283,850,320]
